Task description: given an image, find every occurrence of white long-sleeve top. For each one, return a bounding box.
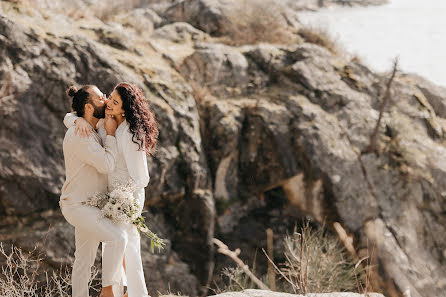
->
[60,123,117,208]
[63,113,150,212]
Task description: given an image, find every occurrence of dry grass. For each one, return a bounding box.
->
[0,243,100,297]
[279,222,365,294]
[158,288,190,297]
[298,26,341,55]
[220,0,297,46]
[219,266,258,292]
[216,222,366,294]
[211,254,264,294]
[0,244,71,297]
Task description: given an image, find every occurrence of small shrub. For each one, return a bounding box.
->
[298,26,341,54]
[221,0,297,46]
[216,222,366,294]
[280,222,365,294]
[0,243,100,297]
[158,287,190,297]
[220,266,257,292]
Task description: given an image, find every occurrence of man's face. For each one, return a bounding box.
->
[88,86,107,119]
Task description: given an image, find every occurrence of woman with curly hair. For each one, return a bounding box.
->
[64,82,158,297]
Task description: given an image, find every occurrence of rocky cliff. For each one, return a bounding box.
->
[0,1,445,297]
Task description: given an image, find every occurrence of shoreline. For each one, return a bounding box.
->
[292,0,389,11]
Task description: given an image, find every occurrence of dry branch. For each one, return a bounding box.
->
[364,57,399,154]
[212,238,270,291]
[266,228,276,291]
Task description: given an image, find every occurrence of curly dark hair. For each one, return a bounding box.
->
[115,82,158,156]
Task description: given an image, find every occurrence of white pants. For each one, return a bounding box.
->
[104,188,149,297]
[104,224,149,297]
[61,205,128,297]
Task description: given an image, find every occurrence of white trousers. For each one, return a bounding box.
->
[104,188,150,297]
[61,205,128,297]
[104,224,149,297]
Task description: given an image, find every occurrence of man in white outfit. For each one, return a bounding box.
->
[60,85,126,297]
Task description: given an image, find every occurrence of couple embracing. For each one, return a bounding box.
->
[59,82,158,297]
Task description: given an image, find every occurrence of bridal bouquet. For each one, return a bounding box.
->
[84,183,165,253]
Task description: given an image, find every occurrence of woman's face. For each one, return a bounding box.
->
[106,90,125,117]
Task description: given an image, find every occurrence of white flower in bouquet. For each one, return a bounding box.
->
[84,182,165,252]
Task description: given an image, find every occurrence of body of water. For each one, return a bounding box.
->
[298,0,446,87]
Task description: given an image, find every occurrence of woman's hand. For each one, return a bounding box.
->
[104,114,117,136]
[74,117,92,137]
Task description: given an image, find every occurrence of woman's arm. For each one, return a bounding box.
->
[63,112,92,137]
[97,119,107,142]
[122,129,150,190]
[63,112,78,128]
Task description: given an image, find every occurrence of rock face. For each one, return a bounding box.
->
[0,10,207,297]
[163,0,299,38]
[194,43,446,296]
[1,1,446,297]
[192,42,446,297]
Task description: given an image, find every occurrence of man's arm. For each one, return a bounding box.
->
[74,134,117,174]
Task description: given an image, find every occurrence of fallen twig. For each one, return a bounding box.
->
[212,238,270,291]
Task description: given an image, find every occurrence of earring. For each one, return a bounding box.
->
[121,113,125,117]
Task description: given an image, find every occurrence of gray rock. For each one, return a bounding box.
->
[410,73,446,118]
[163,0,297,38]
[154,22,208,43]
[195,41,446,296]
[112,7,164,39]
[132,7,164,28]
[180,43,250,97]
[92,22,134,50]
[164,0,236,36]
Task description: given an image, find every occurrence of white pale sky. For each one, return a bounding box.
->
[298,0,446,87]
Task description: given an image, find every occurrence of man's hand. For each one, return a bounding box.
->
[74,118,91,137]
[104,114,117,136]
